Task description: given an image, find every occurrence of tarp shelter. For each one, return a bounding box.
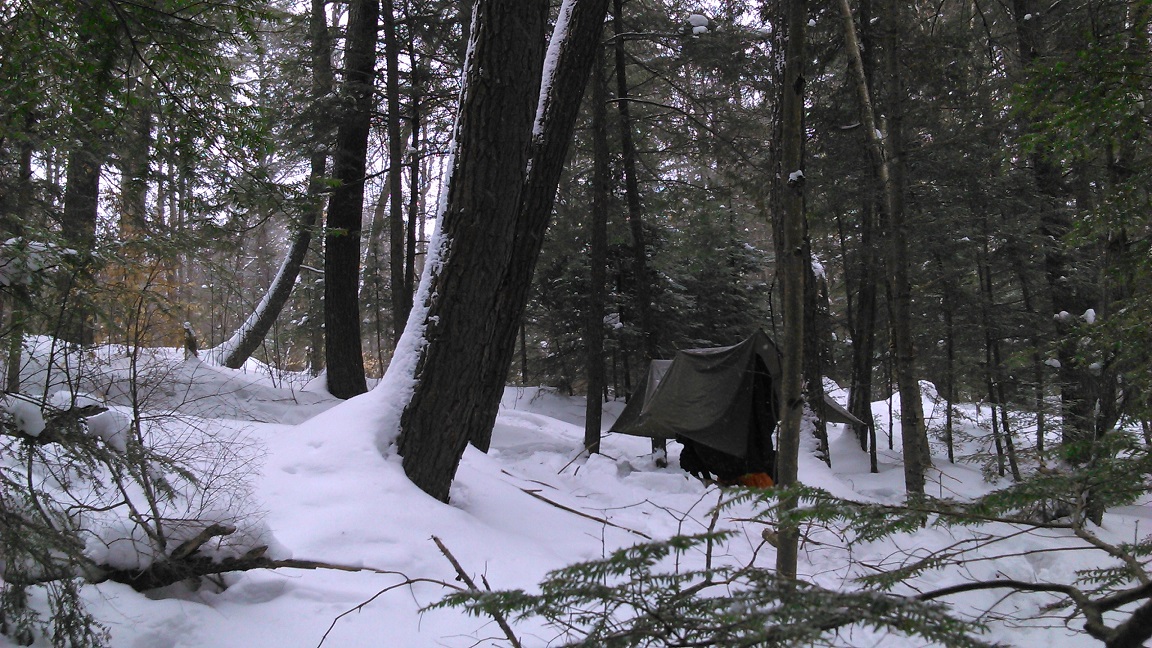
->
[609,330,862,482]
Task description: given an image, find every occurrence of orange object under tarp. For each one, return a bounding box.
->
[737,473,775,489]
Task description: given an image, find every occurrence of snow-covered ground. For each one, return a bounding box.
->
[5,344,1146,647]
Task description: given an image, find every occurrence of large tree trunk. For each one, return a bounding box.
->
[394,0,546,500]
[56,4,122,348]
[774,0,807,581]
[583,50,611,457]
[395,0,612,501]
[323,0,377,398]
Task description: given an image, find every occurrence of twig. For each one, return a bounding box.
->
[432,535,523,648]
[516,487,651,539]
[317,573,462,647]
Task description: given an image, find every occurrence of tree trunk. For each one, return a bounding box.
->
[879,0,929,496]
[846,0,879,459]
[384,0,410,349]
[405,43,422,324]
[395,0,611,501]
[3,124,32,391]
[611,0,663,462]
[222,0,331,371]
[774,0,807,581]
[846,200,879,470]
[837,0,928,495]
[804,251,830,466]
[323,0,377,398]
[584,50,611,457]
[58,139,102,346]
[219,212,319,368]
[936,254,956,464]
[395,0,547,499]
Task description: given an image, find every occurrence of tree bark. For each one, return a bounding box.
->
[774,0,807,581]
[396,0,547,500]
[323,0,377,398]
[584,50,611,457]
[396,0,612,501]
[837,0,928,495]
[611,0,664,462]
[384,0,411,349]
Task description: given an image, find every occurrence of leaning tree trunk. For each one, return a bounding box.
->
[218,0,331,370]
[218,212,319,368]
[838,0,928,495]
[323,0,376,398]
[394,0,546,499]
[395,0,612,501]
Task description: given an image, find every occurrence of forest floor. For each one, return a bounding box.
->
[8,342,1147,647]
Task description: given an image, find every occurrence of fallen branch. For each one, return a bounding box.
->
[517,487,651,539]
[433,535,522,648]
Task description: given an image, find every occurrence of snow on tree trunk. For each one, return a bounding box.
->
[373,0,611,502]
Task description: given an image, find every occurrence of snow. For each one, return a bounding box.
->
[532,0,576,138]
[83,407,131,452]
[811,255,826,279]
[687,13,709,27]
[0,238,65,287]
[2,394,45,436]
[1,343,1146,647]
[368,2,475,454]
[788,169,804,183]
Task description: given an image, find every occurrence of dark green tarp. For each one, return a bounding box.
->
[609,330,862,474]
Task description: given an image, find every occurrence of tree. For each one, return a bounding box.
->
[216,0,334,370]
[583,51,612,457]
[393,0,613,501]
[772,0,808,580]
[835,0,929,495]
[383,0,411,349]
[323,0,377,398]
